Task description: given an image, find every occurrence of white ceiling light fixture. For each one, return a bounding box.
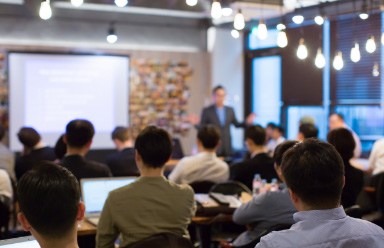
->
[292,14,304,24]
[315,48,326,69]
[350,42,361,63]
[211,0,222,19]
[107,24,118,44]
[186,0,198,7]
[314,15,324,25]
[71,0,83,7]
[115,0,128,8]
[233,9,245,30]
[39,0,52,20]
[257,20,268,40]
[333,51,344,71]
[297,38,308,60]
[231,29,240,39]
[277,30,288,48]
[366,36,376,53]
[221,0,232,17]
[359,0,369,20]
[373,62,380,77]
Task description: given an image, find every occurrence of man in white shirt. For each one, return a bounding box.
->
[368,138,384,175]
[169,125,229,184]
[266,125,285,157]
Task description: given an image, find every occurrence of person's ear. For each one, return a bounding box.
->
[18,212,32,232]
[288,189,299,204]
[77,202,85,221]
[135,150,142,163]
[63,135,68,144]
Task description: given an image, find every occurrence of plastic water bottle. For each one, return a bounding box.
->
[270,178,279,192]
[252,174,262,195]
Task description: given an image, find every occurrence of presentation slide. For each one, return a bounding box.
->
[9,53,129,151]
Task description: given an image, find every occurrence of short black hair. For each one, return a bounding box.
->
[54,134,67,160]
[134,126,172,168]
[0,124,5,140]
[111,126,132,142]
[330,112,344,121]
[273,140,299,167]
[17,127,41,148]
[266,122,277,129]
[17,161,80,238]
[327,128,355,161]
[65,119,94,148]
[212,85,225,95]
[197,125,220,149]
[245,125,266,146]
[299,123,319,139]
[276,125,285,135]
[281,138,344,208]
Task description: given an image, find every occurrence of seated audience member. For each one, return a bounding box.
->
[0,124,15,181]
[230,125,277,190]
[0,169,13,209]
[61,119,111,181]
[106,126,139,177]
[329,113,361,158]
[54,134,67,160]
[297,123,318,141]
[267,125,286,156]
[96,126,196,248]
[17,161,85,248]
[368,138,384,175]
[231,141,297,246]
[169,125,229,184]
[327,128,364,208]
[256,139,384,248]
[15,127,56,180]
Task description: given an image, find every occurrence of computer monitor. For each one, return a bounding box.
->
[0,236,39,248]
[81,177,137,215]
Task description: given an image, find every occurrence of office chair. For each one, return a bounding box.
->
[190,181,216,194]
[210,181,252,196]
[125,233,194,248]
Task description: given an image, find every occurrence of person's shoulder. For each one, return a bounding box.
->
[86,160,110,173]
[348,216,384,234]
[168,179,194,194]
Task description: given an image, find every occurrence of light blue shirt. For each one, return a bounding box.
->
[216,107,226,126]
[256,206,384,248]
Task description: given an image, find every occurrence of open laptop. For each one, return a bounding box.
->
[81,177,137,225]
[0,236,39,247]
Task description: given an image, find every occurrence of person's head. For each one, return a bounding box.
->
[212,85,226,107]
[197,125,220,151]
[17,161,84,242]
[299,115,315,126]
[245,125,266,152]
[265,122,277,140]
[54,134,67,159]
[134,126,172,169]
[273,140,299,181]
[271,125,284,140]
[327,128,355,161]
[17,127,41,148]
[297,123,319,141]
[281,138,345,210]
[329,113,345,130]
[64,119,94,149]
[111,126,132,142]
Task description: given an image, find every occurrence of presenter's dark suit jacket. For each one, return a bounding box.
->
[106,148,139,177]
[15,146,57,181]
[229,153,277,190]
[60,154,112,182]
[199,105,245,157]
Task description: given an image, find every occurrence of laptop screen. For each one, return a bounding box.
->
[81,177,137,214]
[0,236,39,248]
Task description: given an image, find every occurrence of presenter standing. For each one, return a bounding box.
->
[191,85,256,157]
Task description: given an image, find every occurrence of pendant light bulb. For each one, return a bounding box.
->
[297,38,308,60]
[373,63,380,77]
[186,0,198,7]
[366,36,376,53]
[314,15,324,25]
[277,30,288,48]
[71,0,83,7]
[234,9,245,30]
[333,51,344,71]
[292,15,304,24]
[115,0,128,7]
[315,48,326,69]
[107,26,118,44]
[39,0,52,20]
[350,43,361,63]
[276,23,286,31]
[221,7,233,17]
[211,0,222,19]
[257,20,268,40]
[231,29,240,39]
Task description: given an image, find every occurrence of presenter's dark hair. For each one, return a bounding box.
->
[112,126,132,142]
[299,123,319,139]
[17,161,80,238]
[212,85,225,95]
[327,128,355,161]
[281,138,344,208]
[17,127,41,148]
[245,125,266,146]
[273,140,298,167]
[134,126,172,168]
[198,125,220,149]
[65,119,94,148]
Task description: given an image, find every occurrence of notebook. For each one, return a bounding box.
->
[81,177,137,225]
[0,236,39,247]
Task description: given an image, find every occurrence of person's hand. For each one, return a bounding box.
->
[187,114,200,125]
[246,113,257,125]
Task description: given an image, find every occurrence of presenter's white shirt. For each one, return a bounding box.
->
[369,138,384,175]
[168,152,229,184]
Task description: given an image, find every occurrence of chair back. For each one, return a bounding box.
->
[190,181,216,194]
[210,181,252,196]
[345,205,363,219]
[0,200,10,237]
[125,233,194,248]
